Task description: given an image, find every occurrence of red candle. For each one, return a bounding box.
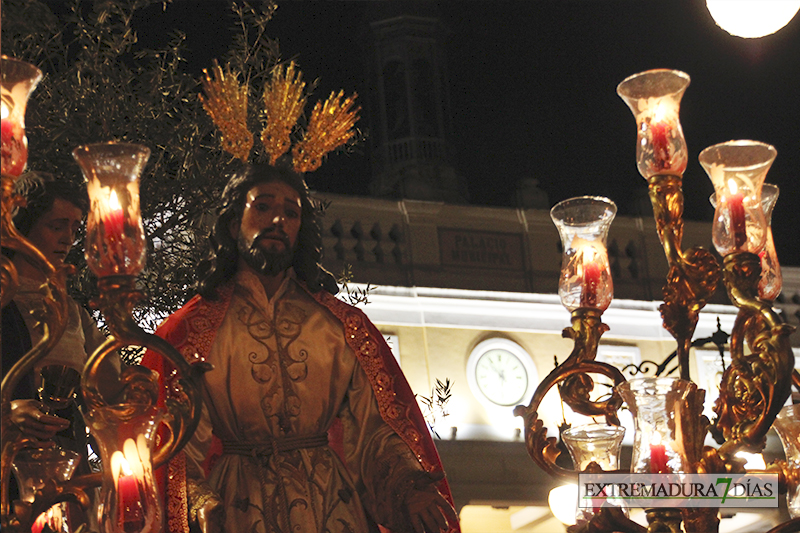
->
[580,259,601,308]
[117,472,145,532]
[31,512,47,533]
[1,115,27,177]
[650,443,669,474]
[727,184,747,249]
[649,121,670,171]
[104,190,126,243]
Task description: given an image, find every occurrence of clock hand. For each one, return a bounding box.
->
[487,357,504,376]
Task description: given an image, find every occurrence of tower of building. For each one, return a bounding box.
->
[365,8,468,203]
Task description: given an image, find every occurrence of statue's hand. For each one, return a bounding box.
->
[405,485,459,533]
[196,498,224,533]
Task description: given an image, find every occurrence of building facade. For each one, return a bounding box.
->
[315,190,800,531]
[310,8,800,530]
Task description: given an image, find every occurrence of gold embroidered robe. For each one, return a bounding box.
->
[182,270,428,532]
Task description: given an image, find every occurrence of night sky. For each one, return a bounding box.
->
[133,1,800,266]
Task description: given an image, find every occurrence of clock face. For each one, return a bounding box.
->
[474,348,529,406]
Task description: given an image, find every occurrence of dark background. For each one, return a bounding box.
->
[128,1,800,266]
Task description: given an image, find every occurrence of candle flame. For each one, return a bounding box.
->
[111,437,149,485]
[1,101,9,120]
[109,189,122,212]
[124,437,146,479]
[651,431,662,446]
[570,238,605,279]
[111,450,134,482]
[727,179,739,195]
[653,101,668,123]
[581,246,598,264]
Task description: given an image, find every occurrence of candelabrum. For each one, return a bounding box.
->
[0,56,68,403]
[516,69,798,533]
[616,69,720,382]
[0,55,76,526]
[514,196,636,532]
[0,120,211,531]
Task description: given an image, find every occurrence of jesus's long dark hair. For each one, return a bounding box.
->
[196,163,338,299]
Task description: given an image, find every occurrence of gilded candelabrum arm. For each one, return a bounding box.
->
[647,175,684,265]
[559,309,625,422]
[714,252,795,458]
[672,389,725,533]
[515,308,626,479]
[647,175,721,381]
[82,276,212,469]
[1,173,23,309]
[1,196,71,520]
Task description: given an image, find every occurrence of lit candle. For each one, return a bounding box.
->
[649,443,669,474]
[31,511,47,533]
[649,121,670,171]
[646,102,675,172]
[117,470,144,531]
[579,247,601,308]
[111,442,146,532]
[104,189,126,243]
[1,101,27,176]
[726,179,747,249]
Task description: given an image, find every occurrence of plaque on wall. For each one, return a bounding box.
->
[438,228,524,270]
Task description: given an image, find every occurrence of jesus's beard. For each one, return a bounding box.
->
[238,233,295,277]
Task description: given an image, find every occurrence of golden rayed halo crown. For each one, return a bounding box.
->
[200,60,360,173]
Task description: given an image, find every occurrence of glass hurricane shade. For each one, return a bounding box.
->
[700,140,775,257]
[12,447,81,533]
[616,377,697,474]
[616,69,690,180]
[550,196,616,312]
[757,183,782,300]
[1,56,42,177]
[562,424,626,522]
[72,143,150,278]
[710,182,782,300]
[773,404,800,518]
[84,404,162,533]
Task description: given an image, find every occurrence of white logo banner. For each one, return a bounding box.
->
[577,473,779,508]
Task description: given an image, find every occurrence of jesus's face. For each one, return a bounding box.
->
[232,180,302,277]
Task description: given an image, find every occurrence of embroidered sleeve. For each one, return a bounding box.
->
[338,343,436,528]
